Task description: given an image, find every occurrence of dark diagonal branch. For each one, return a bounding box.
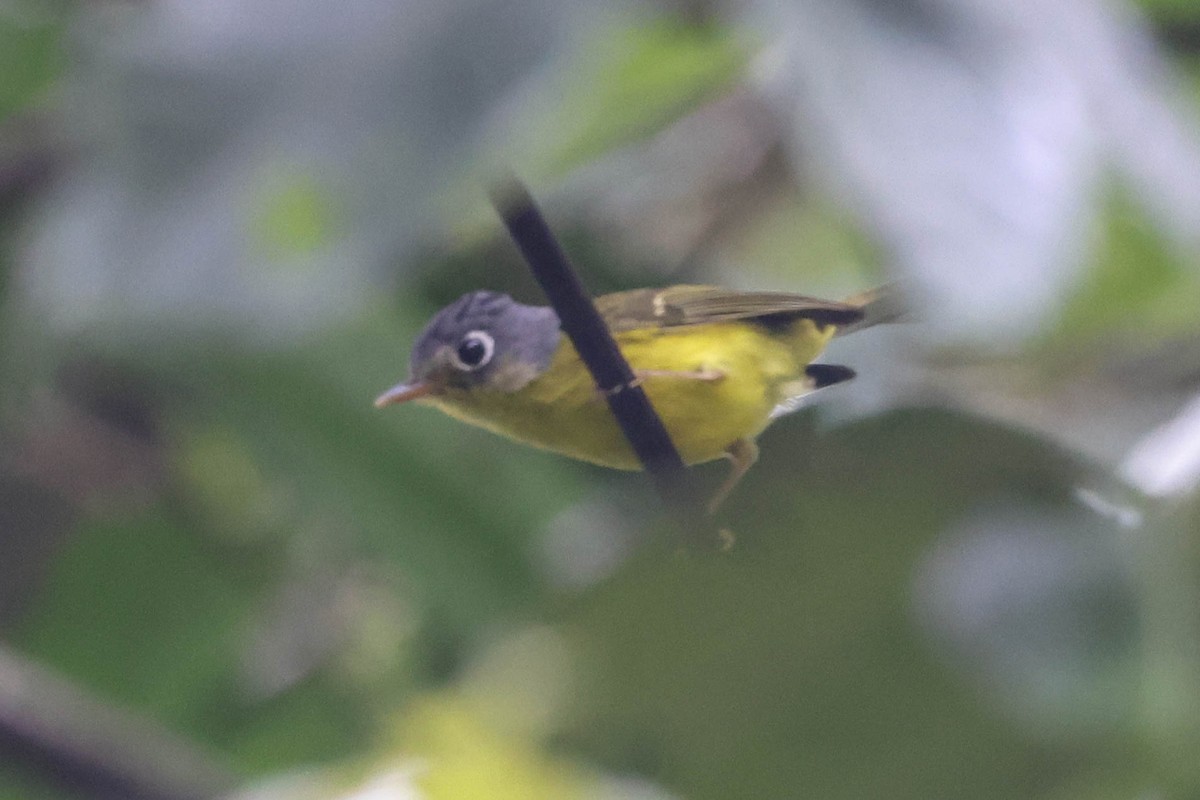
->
[488,178,697,522]
[0,645,235,800]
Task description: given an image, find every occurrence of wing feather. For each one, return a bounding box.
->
[595,286,864,332]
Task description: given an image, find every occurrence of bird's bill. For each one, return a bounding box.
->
[373,380,436,408]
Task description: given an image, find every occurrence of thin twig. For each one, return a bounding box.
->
[488,177,699,524]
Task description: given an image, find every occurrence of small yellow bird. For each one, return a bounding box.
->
[375,285,882,512]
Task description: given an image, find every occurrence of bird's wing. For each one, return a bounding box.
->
[594,285,864,332]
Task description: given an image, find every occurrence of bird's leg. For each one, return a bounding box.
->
[707,437,759,515]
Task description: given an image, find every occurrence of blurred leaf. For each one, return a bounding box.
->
[222,675,371,774]
[9,504,373,775]
[177,423,290,547]
[1134,496,1200,792]
[1053,187,1200,350]
[566,408,1158,800]
[399,694,589,800]
[0,12,63,121]
[523,16,746,175]
[250,169,342,260]
[724,190,880,290]
[915,503,1142,735]
[14,508,247,728]
[1136,0,1200,21]
[0,766,63,800]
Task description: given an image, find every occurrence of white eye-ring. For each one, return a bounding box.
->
[450,330,495,371]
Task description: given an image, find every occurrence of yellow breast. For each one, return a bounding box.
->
[425,319,835,470]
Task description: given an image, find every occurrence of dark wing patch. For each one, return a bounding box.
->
[804,364,857,388]
[595,286,864,332]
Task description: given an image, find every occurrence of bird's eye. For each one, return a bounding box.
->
[451,330,494,371]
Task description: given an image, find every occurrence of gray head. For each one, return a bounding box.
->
[375,291,561,406]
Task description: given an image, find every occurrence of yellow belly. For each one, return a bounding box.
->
[425,320,834,469]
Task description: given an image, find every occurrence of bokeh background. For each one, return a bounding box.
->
[2,1,1200,798]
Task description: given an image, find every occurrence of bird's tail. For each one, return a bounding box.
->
[834,284,906,337]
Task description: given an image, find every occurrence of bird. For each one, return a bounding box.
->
[375,285,887,512]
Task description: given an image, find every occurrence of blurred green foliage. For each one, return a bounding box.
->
[0,12,63,120]
[510,14,746,177]
[1,4,1199,800]
[1138,0,1200,21]
[1055,189,1200,349]
[250,170,342,261]
[569,411,1144,800]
